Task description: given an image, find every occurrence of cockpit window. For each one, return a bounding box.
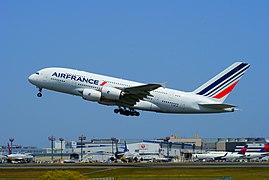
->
[35,72,40,75]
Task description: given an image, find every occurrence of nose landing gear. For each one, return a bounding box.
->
[114,107,140,116]
[37,88,43,97]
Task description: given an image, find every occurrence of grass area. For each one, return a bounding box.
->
[0,166,269,179]
[0,168,100,179]
[86,167,269,180]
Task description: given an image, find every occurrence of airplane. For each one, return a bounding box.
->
[243,143,269,160]
[221,145,248,161]
[28,62,250,116]
[192,145,248,161]
[111,141,141,162]
[7,153,33,164]
[192,151,228,161]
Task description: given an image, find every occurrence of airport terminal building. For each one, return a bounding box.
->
[1,135,268,163]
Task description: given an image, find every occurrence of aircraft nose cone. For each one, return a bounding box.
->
[28,74,35,84]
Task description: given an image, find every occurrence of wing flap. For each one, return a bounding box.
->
[124,84,163,93]
[118,83,164,106]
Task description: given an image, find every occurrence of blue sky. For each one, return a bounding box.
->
[1,1,268,148]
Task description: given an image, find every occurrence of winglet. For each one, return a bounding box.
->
[160,82,167,88]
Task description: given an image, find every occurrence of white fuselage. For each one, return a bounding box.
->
[28,67,234,114]
[243,152,269,159]
[7,153,33,163]
[193,151,244,161]
[192,151,228,160]
[222,152,245,160]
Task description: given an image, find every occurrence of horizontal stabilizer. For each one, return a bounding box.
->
[199,103,237,110]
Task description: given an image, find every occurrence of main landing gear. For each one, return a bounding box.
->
[37,88,43,97]
[114,107,140,116]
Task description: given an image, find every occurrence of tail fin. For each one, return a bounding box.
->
[238,145,248,155]
[260,143,269,152]
[7,143,11,155]
[193,62,250,103]
[124,141,129,152]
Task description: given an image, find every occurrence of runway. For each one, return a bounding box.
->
[1,162,269,169]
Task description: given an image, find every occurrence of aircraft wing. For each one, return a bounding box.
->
[124,83,164,93]
[118,83,163,106]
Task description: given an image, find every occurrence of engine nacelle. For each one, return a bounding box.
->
[82,89,101,102]
[101,86,123,100]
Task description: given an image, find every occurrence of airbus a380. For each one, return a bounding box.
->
[28,62,250,116]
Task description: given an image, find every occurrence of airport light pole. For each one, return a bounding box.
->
[169,142,173,156]
[79,135,86,161]
[159,142,163,156]
[59,138,64,160]
[165,137,170,158]
[48,136,55,162]
[181,142,185,157]
[9,138,14,154]
[111,137,117,154]
[192,144,196,153]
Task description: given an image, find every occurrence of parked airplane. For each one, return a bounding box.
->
[28,62,250,116]
[7,153,33,164]
[192,145,248,161]
[192,151,225,161]
[243,144,269,159]
[222,145,248,161]
[111,141,141,162]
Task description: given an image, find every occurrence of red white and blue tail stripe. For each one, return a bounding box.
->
[238,145,248,155]
[194,62,250,103]
[260,143,269,152]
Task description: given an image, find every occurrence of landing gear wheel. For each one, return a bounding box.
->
[37,87,43,97]
[135,111,140,116]
[119,109,124,115]
[125,111,130,116]
[115,107,140,116]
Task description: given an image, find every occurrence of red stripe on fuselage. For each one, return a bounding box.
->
[100,81,107,86]
[213,80,239,99]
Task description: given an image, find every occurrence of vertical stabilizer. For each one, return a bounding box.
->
[193,62,250,103]
[124,141,129,152]
[260,143,269,152]
[238,145,248,155]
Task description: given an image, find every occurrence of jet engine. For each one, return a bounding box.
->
[82,89,101,102]
[101,86,123,100]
